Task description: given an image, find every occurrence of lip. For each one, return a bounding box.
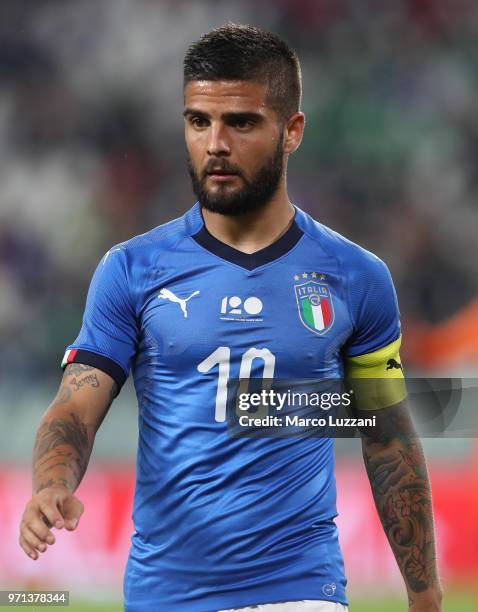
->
[207,173,237,182]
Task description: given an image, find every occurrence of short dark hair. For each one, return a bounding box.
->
[183,23,302,122]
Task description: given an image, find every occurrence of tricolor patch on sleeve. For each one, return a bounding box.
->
[61,348,78,369]
[59,348,127,389]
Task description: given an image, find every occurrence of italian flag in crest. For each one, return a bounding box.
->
[294,280,334,335]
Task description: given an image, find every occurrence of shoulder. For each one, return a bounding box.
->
[112,202,201,256]
[102,202,202,268]
[294,205,391,281]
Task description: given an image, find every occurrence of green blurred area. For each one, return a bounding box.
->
[30,591,476,611]
[351,592,475,611]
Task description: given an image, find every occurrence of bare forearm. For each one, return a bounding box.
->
[32,364,117,495]
[361,408,442,606]
[33,405,95,494]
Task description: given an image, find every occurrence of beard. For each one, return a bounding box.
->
[187,136,284,217]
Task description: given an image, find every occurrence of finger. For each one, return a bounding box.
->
[22,525,49,553]
[22,504,54,539]
[39,499,65,530]
[62,496,84,530]
[19,534,39,560]
[41,520,56,545]
[26,513,54,543]
[19,533,39,559]
[65,517,78,531]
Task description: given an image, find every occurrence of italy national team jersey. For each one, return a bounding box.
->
[62,203,401,612]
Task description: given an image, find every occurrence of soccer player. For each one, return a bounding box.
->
[19,24,443,612]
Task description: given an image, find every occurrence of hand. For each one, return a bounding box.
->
[19,486,84,560]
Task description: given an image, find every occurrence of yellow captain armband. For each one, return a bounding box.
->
[345,336,407,410]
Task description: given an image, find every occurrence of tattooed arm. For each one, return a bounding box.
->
[32,363,118,494]
[19,364,118,561]
[358,400,443,611]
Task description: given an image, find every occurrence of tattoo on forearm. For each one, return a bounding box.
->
[34,413,89,461]
[36,449,73,469]
[361,404,439,595]
[33,365,117,494]
[33,412,92,493]
[36,477,71,493]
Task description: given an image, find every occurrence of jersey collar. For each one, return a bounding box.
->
[191,207,303,270]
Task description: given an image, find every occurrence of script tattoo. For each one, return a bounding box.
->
[33,412,92,493]
[360,403,439,594]
[69,373,100,392]
[62,364,101,393]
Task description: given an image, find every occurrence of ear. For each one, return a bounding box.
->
[283,112,305,154]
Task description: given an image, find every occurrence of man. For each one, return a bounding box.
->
[19,23,442,612]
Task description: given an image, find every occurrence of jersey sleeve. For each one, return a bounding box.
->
[344,255,401,358]
[61,247,138,389]
[343,256,405,409]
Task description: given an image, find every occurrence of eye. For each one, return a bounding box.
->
[232,117,254,130]
[190,116,208,128]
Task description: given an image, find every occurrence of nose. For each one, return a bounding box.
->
[207,122,230,157]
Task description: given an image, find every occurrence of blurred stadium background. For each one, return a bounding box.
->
[0,0,476,610]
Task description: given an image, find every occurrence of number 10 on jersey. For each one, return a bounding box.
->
[197,346,276,422]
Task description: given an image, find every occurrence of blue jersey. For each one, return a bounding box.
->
[63,203,401,612]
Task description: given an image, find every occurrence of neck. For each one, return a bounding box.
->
[200,181,295,254]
